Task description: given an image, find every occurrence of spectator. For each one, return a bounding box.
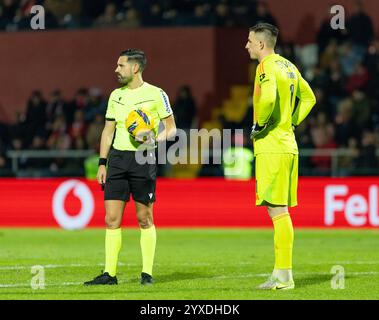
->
[325,58,346,107]
[222,132,254,180]
[253,1,278,27]
[46,115,70,150]
[346,63,369,94]
[365,39,379,100]
[319,40,339,69]
[311,88,332,119]
[356,130,378,174]
[72,136,87,150]
[191,4,210,26]
[84,153,99,179]
[346,0,374,48]
[334,98,356,146]
[79,0,107,26]
[0,0,19,30]
[9,112,27,143]
[161,5,178,26]
[118,7,141,29]
[311,112,335,146]
[93,3,119,28]
[317,10,346,53]
[172,86,197,130]
[338,137,359,176]
[0,139,9,170]
[6,8,30,31]
[45,90,66,130]
[25,90,47,144]
[143,3,163,26]
[69,109,87,140]
[84,87,106,123]
[211,2,234,27]
[23,135,51,170]
[66,88,89,125]
[308,64,329,91]
[86,113,104,150]
[310,112,337,174]
[230,0,254,28]
[339,41,363,76]
[351,90,371,129]
[10,137,23,151]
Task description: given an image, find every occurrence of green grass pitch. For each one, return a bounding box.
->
[0,228,378,300]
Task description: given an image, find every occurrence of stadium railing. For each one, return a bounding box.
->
[6,149,95,177]
[4,148,379,177]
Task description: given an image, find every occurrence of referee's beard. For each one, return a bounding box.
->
[117,74,133,86]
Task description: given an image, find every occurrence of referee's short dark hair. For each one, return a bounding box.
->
[249,23,279,48]
[120,49,147,72]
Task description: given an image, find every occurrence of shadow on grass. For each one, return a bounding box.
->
[128,272,211,284]
[295,274,355,288]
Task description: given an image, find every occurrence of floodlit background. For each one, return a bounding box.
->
[0,0,378,179]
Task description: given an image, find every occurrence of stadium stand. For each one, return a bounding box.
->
[0,0,378,178]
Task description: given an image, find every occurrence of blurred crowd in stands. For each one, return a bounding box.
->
[0,0,273,31]
[0,0,378,177]
[0,85,199,176]
[218,0,379,176]
[293,0,379,176]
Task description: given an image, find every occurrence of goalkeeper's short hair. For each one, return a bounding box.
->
[249,23,279,48]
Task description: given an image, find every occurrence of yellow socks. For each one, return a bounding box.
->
[104,228,122,277]
[272,213,294,271]
[104,226,156,277]
[140,225,157,276]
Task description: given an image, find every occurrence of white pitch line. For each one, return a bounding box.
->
[0,282,82,288]
[1,260,379,271]
[0,261,379,270]
[213,271,379,280]
[0,262,215,271]
[1,272,379,289]
[331,261,379,265]
[0,263,124,271]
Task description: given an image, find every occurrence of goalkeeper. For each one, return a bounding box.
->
[245,23,316,290]
[84,49,176,286]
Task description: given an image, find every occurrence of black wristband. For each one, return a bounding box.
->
[98,158,107,166]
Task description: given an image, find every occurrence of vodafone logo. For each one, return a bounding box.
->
[325,185,379,227]
[52,180,94,230]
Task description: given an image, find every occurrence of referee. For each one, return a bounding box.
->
[84,49,176,286]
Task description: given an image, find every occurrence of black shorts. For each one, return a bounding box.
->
[104,148,157,205]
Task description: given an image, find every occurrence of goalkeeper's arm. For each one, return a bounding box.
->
[251,75,276,139]
[292,75,316,127]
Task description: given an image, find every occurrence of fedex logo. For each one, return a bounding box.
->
[325,185,379,227]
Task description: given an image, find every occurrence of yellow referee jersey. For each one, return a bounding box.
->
[105,82,173,151]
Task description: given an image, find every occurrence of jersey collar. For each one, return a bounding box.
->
[260,53,278,64]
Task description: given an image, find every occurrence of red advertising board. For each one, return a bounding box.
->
[0,178,378,229]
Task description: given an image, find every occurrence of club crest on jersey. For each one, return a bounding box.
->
[259,73,266,82]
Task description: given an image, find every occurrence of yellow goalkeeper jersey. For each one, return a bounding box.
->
[252,53,316,155]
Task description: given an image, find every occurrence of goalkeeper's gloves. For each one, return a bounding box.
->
[250,123,267,139]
